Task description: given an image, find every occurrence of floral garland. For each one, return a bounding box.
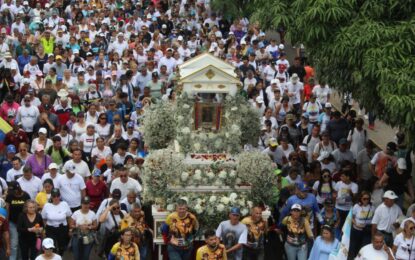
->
[142,102,177,150]
[174,164,239,187]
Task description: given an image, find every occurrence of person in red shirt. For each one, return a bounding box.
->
[0,207,11,258]
[303,77,316,102]
[4,122,29,148]
[85,169,108,212]
[304,62,315,83]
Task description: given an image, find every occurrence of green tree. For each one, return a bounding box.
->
[246,0,415,146]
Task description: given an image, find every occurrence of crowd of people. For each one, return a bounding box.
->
[0,0,414,260]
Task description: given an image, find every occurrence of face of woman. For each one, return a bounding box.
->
[122,231,133,243]
[44,183,53,193]
[27,203,36,214]
[291,209,301,218]
[321,229,332,241]
[361,195,370,206]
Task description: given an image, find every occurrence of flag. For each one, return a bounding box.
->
[329,209,353,260]
[0,117,12,134]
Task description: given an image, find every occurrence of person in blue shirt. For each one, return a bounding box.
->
[279,182,323,229]
[308,225,339,260]
[0,144,16,180]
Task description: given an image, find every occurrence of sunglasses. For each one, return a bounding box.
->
[112,207,120,210]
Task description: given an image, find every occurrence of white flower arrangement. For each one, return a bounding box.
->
[209,195,217,203]
[166,204,175,211]
[218,170,227,179]
[229,170,237,178]
[181,127,191,134]
[231,106,238,111]
[181,172,189,181]
[216,204,225,212]
[220,196,230,205]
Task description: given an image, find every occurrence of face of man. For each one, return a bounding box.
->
[229,213,240,225]
[205,235,218,249]
[23,170,32,180]
[131,208,141,219]
[73,150,82,162]
[372,235,384,250]
[251,207,262,222]
[119,170,128,183]
[12,160,21,170]
[176,205,187,218]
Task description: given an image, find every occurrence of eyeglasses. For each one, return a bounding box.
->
[113,207,120,210]
[120,175,128,178]
[100,117,107,120]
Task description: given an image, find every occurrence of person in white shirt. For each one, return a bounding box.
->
[16,95,40,136]
[30,128,53,154]
[41,163,61,187]
[108,33,128,56]
[6,157,23,182]
[91,137,112,165]
[63,149,90,179]
[109,167,142,200]
[17,166,42,200]
[286,73,304,112]
[302,125,321,163]
[312,82,331,107]
[55,162,86,212]
[41,188,72,255]
[372,190,404,247]
[347,117,368,159]
[35,238,63,260]
[158,48,176,74]
[356,232,395,260]
[392,219,415,260]
[79,124,99,166]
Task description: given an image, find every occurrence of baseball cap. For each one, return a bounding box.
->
[274,169,282,176]
[230,207,241,215]
[42,238,55,249]
[127,121,135,128]
[279,44,285,50]
[397,158,407,170]
[64,162,76,173]
[51,188,60,197]
[317,151,330,161]
[269,138,278,147]
[339,138,348,145]
[255,96,264,104]
[291,204,302,211]
[81,196,91,204]
[48,163,58,170]
[299,144,308,152]
[135,102,143,109]
[39,128,47,135]
[383,190,398,200]
[286,113,295,121]
[0,208,7,219]
[93,169,101,177]
[296,182,310,192]
[325,103,332,108]
[7,144,16,154]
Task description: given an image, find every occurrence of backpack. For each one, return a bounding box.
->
[47,146,70,164]
[305,135,320,145]
[349,128,367,140]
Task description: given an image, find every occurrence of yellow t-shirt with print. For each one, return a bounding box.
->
[241,216,267,249]
[120,212,149,246]
[165,212,199,246]
[110,242,139,260]
[196,244,227,260]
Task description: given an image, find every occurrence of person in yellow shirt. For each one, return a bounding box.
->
[109,228,140,260]
[196,229,227,260]
[120,203,152,259]
[35,178,53,209]
[241,206,268,260]
[39,30,55,54]
[161,199,199,259]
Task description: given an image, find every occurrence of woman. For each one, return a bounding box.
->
[348,191,376,259]
[281,204,314,260]
[91,137,112,166]
[35,46,48,73]
[99,199,126,257]
[25,144,52,178]
[30,128,53,153]
[41,188,72,255]
[71,96,85,115]
[393,220,415,260]
[6,181,31,260]
[85,169,108,212]
[262,107,278,130]
[55,125,73,149]
[70,197,98,260]
[312,169,336,207]
[127,138,140,157]
[72,111,87,141]
[308,225,339,260]
[304,160,322,187]
[16,142,31,164]
[85,103,100,125]
[33,72,45,90]
[34,238,62,260]
[35,179,54,209]
[17,200,44,260]
[334,171,358,228]
[275,95,293,125]
[108,228,139,260]
[95,114,111,140]
[320,199,341,240]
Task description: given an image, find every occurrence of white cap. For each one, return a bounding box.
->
[317,151,330,161]
[45,3,50,8]
[291,204,302,210]
[325,103,332,108]
[255,96,264,103]
[42,238,55,249]
[291,73,299,83]
[146,14,152,19]
[299,144,308,152]
[383,190,398,200]
[161,24,167,29]
[279,44,285,49]
[271,79,278,84]
[35,144,45,152]
[73,49,79,54]
[64,162,76,173]
[23,1,28,5]
[57,89,69,98]
[22,78,30,84]
[177,35,183,41]
[39,128,47,134]
[48,163,58,170]
[240,40,246,45]
[397,158,407,170]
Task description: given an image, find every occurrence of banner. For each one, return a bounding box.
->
[329,209,352,260]
[0,117,12,134]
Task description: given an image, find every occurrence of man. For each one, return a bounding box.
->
[46,136,71,166]
[196,229,227,260]
[302,125,321,163]
[347,117,368,159]
[120,202,152,259]
[62,148,89,179]
[287,57,306,82]
[120,190,141,213]
[4,122,28,149]
[55,162,86,212]
[216,207,248,260]
[356,232,394,260]
[326,111,349,145]
[108,33,128,56]
[261,138,278,163]
[16,94,39,139]
[371,190,403,247]
[356,140,377,192]
[109,167,142,200]
[313,130,337,160]
[41,163,61,187]
[370,142,397,179]
[162,199,199,260]
[79,124,99,167]
[279,182,322,230]
[331,138,355,169]
[6,157,23,183]
[16,166,42,200]
[0,145,17,180]
[286,73,304,114]
[241,206,267,260]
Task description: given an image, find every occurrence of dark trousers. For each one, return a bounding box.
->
[243,247,264,260]
[338,209,349,231]
[19,239,38,260]
[348,226,371,260]
[167,244,192,260]
[72,235,94,260]
[379,230,393,247]
[45,225,69,255]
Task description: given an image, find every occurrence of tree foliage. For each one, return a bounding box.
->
[246,0,415,146]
